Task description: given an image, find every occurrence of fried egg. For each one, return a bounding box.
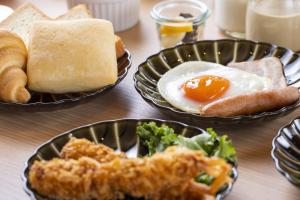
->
[157,61,273,113]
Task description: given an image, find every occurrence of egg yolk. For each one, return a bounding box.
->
[183,75,230,102]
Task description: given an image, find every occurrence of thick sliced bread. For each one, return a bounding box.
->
[0,3,50,45]
[56,4,92,20]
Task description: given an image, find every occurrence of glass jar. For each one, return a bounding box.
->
[215,0,248,38]
[151,0,211,49]
[246,0,300,51]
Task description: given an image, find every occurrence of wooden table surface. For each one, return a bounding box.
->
[0,0,299,199]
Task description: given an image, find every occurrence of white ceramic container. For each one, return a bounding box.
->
[67,0,140,32]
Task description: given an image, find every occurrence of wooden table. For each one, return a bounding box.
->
[1,0,299,199]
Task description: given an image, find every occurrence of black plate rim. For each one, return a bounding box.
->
[133,39,300,122]
[22,118,238,200]
[0,50,132,107]
[271,116,300,186]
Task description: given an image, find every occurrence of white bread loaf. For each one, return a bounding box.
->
[27,19,118,93]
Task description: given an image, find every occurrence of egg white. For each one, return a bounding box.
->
[157,61,273,113]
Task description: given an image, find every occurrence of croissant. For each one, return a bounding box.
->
[0,30,30,103]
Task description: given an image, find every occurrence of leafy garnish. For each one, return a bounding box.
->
[195,173,215,185]
[136,122,178,156]
[177,128,236,163]
[213,134,236,164]
[137,122,236,163]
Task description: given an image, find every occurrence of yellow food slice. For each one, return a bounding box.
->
[160,23,193,35]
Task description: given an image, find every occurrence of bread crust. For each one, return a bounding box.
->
[200,86,300,117]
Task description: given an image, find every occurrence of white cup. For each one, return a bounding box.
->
[67,0,140,32]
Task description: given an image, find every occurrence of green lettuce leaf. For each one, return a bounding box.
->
[137,122,236,163]
[136,122,178,156]
[177,128,236,163]
[212,135,236,163]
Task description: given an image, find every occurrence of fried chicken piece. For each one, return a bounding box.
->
[60,138,127,162]
[61,138,210,199]
[29,146,227,200]
[156,180,213,200]
[59,138,230,200]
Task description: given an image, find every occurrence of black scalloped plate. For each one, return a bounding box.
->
[22,118,238,200]
[272,117,300,186]
[0,50,131,112]
[134,40,300,125]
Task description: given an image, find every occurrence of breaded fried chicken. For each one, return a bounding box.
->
[60,138,127,162]
[59,138,230,200]
[29,146,226,200]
